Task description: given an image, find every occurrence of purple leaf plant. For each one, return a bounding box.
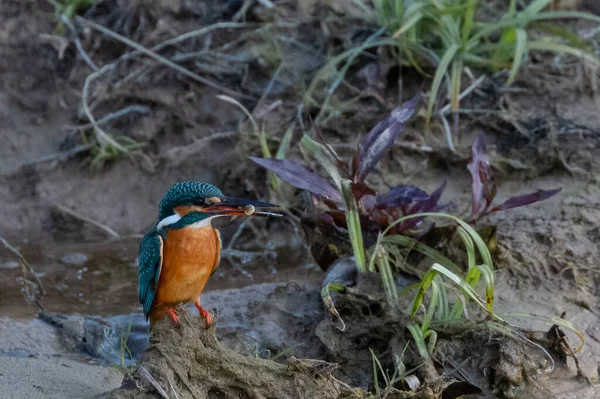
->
[250,95,444,235]
[250,99,561,238]
[468,133,561,221]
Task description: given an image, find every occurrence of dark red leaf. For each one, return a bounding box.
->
[351,182,376,201]
[488,188,562,213]
[414,180,447,213]
[356,95,420,182]
[467,133,495,218]
[249,157,342,202]
[399,180,447,231]
[376,185,430,208]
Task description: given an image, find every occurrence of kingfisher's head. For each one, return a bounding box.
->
[156,181,279,230]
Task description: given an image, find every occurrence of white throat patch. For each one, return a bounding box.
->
[156,213,222,230]
[156,213,181,230]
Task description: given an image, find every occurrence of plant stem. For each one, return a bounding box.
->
[341,180,366,272]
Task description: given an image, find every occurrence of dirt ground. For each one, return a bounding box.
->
[1,0,600,398]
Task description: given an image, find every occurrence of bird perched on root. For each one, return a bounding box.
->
[138,181,280,329]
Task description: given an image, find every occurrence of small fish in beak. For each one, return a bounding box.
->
[202,196,282,217]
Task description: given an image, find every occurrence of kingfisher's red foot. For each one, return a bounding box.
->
[194,298,212,326]
[165,307,180,327]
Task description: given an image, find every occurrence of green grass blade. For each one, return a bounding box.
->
[275,126,294,160]
[508,0,517,17]
[342,179,367,272]
[376,245,399,309]
[456,227,476,271]
[393,10,423,38]
[422,280,440,333]
[398,282,421,297]
[300,134,342,189]
[436,276,449,322]
[450,57,463,112]
[370,348,390,391]
[382,212,494,270]
[410,269,437,317]
[506,28,527,86]
[429,263,500,318]
[427,330,438,355]
[461,0,478,43]
[407,324,429,358]
[370,349,381,396]
[532,10,600,24]
[527,41,600,67]
[523,0,552,16]
[465,265,481,288]
[476,264,495,312]
[321,282,346,331]
[425,44,459,126]
[532,22,588,49]
[381,234,462,274]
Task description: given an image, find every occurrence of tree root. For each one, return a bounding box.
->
[105,307,361,399]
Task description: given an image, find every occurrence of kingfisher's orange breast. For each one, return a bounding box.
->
[154,225,221,306]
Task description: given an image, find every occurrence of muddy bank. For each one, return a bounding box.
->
[106,312,357,399]
[1,0,600,398]
[0,283,327,398]
[39,282,326,366]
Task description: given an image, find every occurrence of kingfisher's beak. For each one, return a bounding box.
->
[202,196,282,217]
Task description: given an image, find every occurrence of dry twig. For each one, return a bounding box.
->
[54,204,120,238]
[0,237,46,299]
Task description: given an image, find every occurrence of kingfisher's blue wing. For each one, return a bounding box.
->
[138,231,163,320]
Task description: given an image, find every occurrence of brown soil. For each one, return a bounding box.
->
[1,0,600,398]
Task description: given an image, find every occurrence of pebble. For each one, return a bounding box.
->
[60,253,89,266]
[0,261,19,269]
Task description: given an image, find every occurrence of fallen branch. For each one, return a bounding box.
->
[63,105,151,131]
[54,204,120,238]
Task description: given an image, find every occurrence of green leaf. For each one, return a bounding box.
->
[430,263,495,316]
[426,44,459,126]
[341,179,367,272]
[383,212,494,271]
[527,41,600,67]
[475,263,495,312]
[375,245,399,309]
[382,234,463,275]
[422,280,440,332]
[275,126,294,160]
[321,282,346,331]
[532,10,600,24]
[450,57,463,112]
[301,135,342,189]
[456,226,476,271]
[523,0,552,17]
[427,330,438,355]
[461,0,478,43]
[506,28,527,86]
[393,10,423,38]
[410,269,436,317]
[407,324,429,358]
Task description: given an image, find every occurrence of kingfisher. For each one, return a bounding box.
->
[138,181,280,329]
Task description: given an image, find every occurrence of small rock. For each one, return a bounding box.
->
[60,253,88,266]
[0,261,19,269]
